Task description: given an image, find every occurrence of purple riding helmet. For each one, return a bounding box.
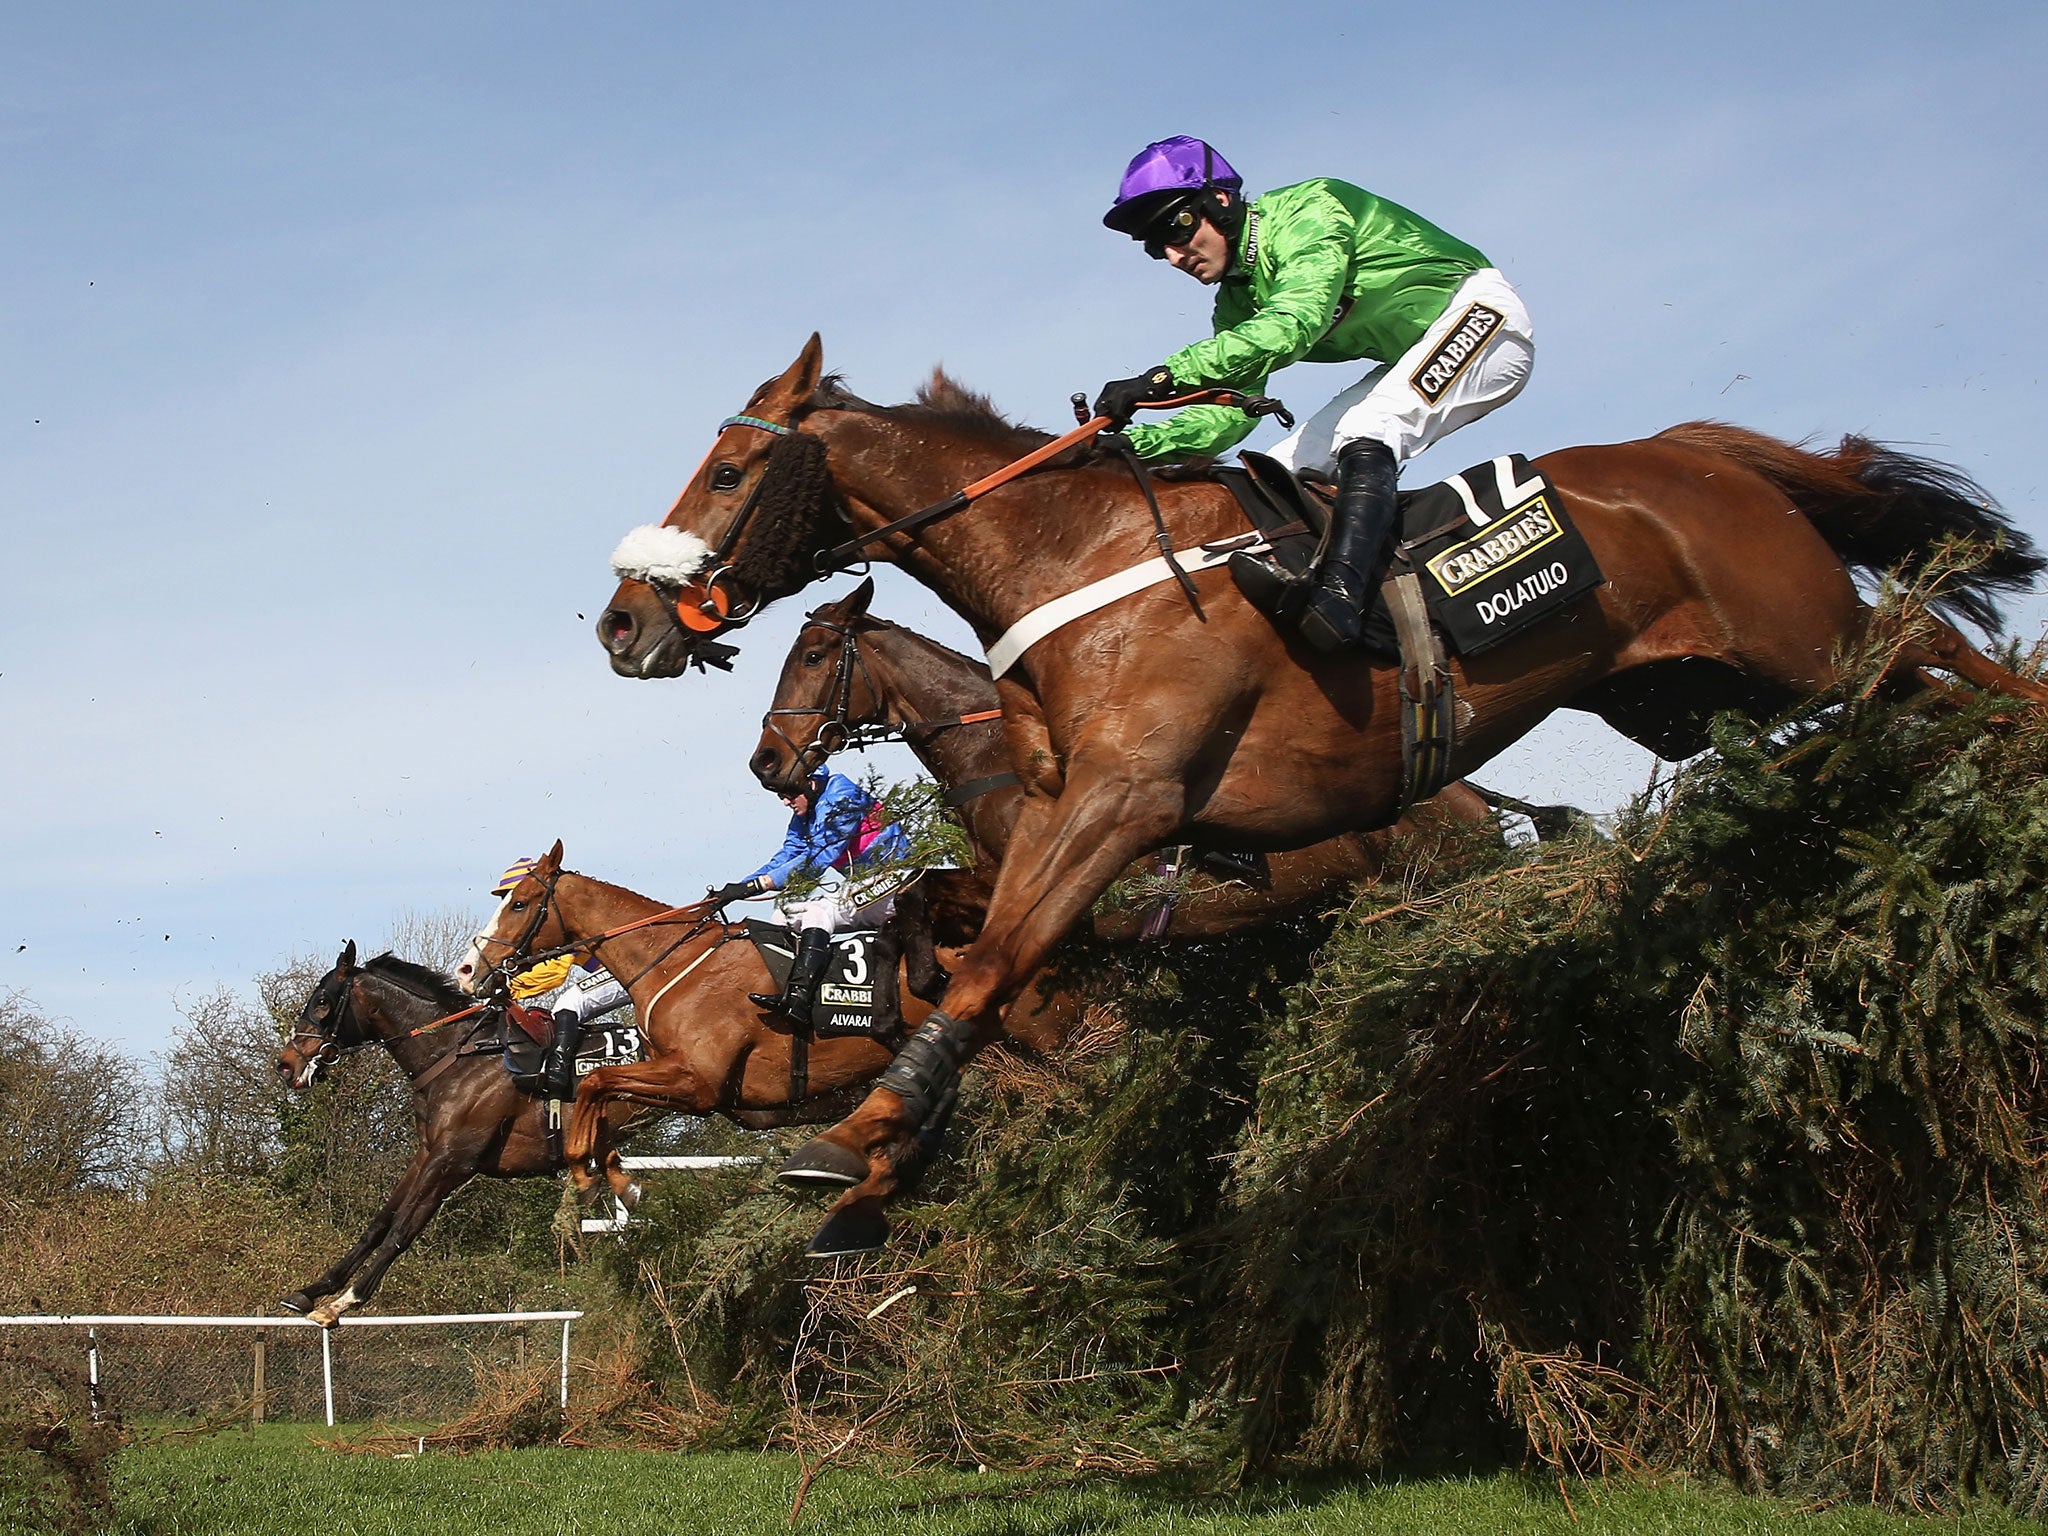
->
[1102,135,1244,240]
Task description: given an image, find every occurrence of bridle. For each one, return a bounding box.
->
[651,382,1292,655]
[468,862,569,994]
[758,613,880,774]
[472,865,744,1004]
[661,412,839,637]
[288,967,371,1077]
[759,612,1006,782]
[288,962,494,1089]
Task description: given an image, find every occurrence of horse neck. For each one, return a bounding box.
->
[548,873,714,997]
[859,623,1024,870]
[355,972,466,1080]
[815,411,1201,643]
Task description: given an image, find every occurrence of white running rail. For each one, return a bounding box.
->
[0,1310,582,1426]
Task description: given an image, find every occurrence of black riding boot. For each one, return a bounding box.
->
[1297,438,1400,654]
[749,928,832,1029]
[542,1009,583,1104]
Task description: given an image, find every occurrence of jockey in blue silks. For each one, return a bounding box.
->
[706,767,911,1027]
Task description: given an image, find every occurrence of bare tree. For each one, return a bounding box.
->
[147,987,288,1182]
[380,904,483,977]
[0,992,142,1199]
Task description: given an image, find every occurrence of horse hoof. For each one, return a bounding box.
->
[279,1293,315,1315]
[308,1306,341,1329]
[777,1139,868,1191]
[807,1204,888,1259]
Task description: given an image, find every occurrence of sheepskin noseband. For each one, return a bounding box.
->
[612,524,712,586]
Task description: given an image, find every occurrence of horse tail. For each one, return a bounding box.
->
[1654,421,2044,633]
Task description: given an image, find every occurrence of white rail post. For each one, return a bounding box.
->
[559,1316,572,1409]
[86,1326,102,1422]
[321,1326,335,1427]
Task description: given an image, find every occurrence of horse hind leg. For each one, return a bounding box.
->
[1891,616,2048,705]
[566,1061,705,1202]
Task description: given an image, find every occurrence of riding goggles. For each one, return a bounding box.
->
[1139,195,1207,260]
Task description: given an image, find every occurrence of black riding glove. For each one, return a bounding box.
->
[707,879,759,906]
[1092,365,1179,430]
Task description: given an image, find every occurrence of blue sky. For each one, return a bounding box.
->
[5,2,2045,1053]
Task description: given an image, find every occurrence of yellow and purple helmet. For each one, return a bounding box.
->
[491,857,540,897]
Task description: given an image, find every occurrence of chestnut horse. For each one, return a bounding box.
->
[456,845,936,1213]
[597,335,2046,1254]
[752,576,1499,949]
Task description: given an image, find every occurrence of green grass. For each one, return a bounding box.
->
[92,1425,2048,1535]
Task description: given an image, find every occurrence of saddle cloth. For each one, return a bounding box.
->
[501,1015,647,1085]
[746,921,886,1039]
[1216,450,1605,657]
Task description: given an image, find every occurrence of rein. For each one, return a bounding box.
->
[807,387,1294,576]
[475,877,737,1005]
[294,967,498,1094]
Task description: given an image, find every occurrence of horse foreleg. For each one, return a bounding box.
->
[281,1145,434,1314]
[782,767,1183,1247]
[306,1148,477,1326]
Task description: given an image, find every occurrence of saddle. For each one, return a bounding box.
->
[500,1008,647,1091]
[1205,450,1605,806]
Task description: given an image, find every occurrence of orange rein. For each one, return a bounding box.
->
[417,898,726,1038]
[809,387,1290,577]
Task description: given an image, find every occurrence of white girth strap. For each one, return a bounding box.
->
[985,535,1267,680]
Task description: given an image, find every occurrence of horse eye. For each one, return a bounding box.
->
[710,464,743,492]
[803,650,825,666]
[510,900,527,911]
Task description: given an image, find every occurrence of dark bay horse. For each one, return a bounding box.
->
[596,335,2047,1252]
[456,847,937,1214]
[751,576,1497,950]
[274,943,611,1326]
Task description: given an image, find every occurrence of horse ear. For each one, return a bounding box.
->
[338,939,357,972]
[845,575,875,616]
[774,332,824,401]
[540,839,564,872]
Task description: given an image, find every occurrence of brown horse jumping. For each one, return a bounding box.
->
[275,943,631,1325]
[751,575,1498,951]
[597,335,2046,1253]
[456,845,937,1211]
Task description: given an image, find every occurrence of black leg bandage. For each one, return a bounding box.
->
[876,1009,978,1129]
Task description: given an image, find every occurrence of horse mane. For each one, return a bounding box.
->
[851,611,995,682]
[363,953,470,1011]
[812,369,1114,466]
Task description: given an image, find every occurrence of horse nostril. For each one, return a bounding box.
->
[599,609,636,653]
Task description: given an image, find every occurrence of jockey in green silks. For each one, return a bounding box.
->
[1093,136,1534,654]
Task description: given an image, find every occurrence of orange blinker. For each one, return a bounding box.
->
[675,579,737,632]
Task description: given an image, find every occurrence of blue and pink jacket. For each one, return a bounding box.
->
[745,772,910,891]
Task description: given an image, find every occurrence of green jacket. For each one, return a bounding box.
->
[1125,178,1490,461]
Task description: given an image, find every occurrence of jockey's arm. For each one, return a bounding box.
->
[1128,188,1357,461]
[745,813,817,892]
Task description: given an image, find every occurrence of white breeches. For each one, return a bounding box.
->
[554,972,629,1023]
[1267,267,1534,475]
[780,872,903,936]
